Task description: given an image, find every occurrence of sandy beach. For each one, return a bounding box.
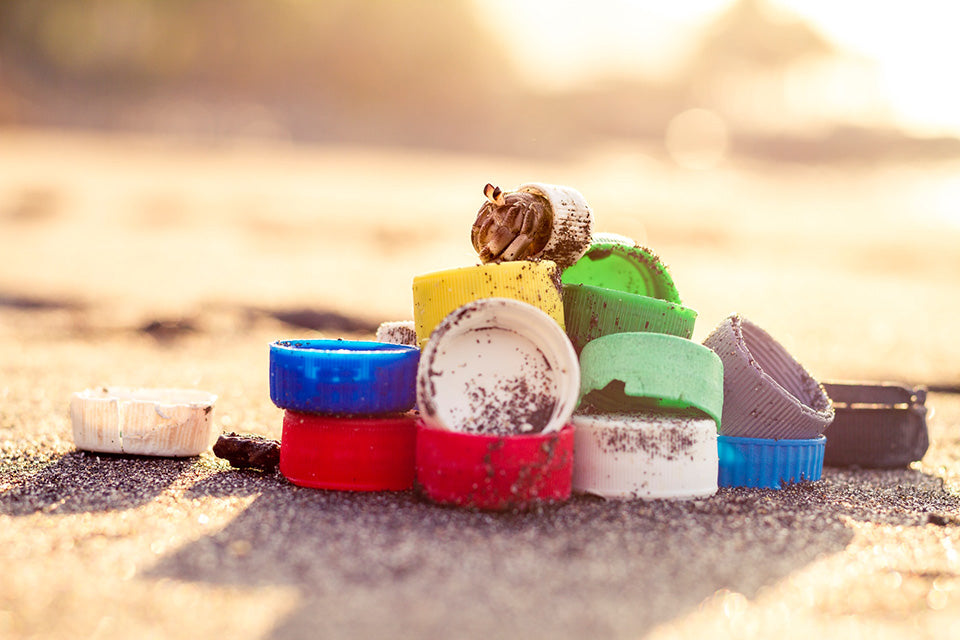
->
[2,128,960,639]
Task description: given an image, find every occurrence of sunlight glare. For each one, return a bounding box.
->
[773,0,960,136]
[476,0,730,87]
[476,0,960,136]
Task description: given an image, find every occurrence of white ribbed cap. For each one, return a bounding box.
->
[517,182,594,269]
[70,387,218,456]
[376,320,418,347]
[572,411,718,500]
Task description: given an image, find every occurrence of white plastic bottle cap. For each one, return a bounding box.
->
[417,298,580,436]
[376,320,418,347]
[572,410,718,500]
[70,387,218,457]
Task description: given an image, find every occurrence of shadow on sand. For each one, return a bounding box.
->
[144,465,960,639]
[4,446,957,637]
[0,451,192,515]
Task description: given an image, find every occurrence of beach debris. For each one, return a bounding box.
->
[416,298,579,437]
[70,387,217,457]
[269,338,419,491]
[376,320,418,346]
[270,339,419,415]
[278,412,416,490]
[703,314,834,440]
[821,381,929,468]
[572,410,718,500]
[413,298,580,510]
[703,314,834,489]
[717,435,826,489]
[415,421,574,511]
[213,432,281,472]
[411,260,564,349]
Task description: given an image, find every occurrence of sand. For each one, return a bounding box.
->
[2,128,960,639]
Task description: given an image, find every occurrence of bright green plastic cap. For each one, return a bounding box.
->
[579,332,724,429]
[561,242,682,304]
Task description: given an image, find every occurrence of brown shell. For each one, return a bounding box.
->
[471,190,553,263]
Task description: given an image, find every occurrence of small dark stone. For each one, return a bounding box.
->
[140,318,197,340]
[927,512,952,526]
[264,308,376,332]
[213,432,280,472]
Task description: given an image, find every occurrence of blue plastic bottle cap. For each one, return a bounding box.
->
[269,339,419,415]
[717,435,826,489]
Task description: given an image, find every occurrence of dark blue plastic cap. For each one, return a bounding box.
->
[718,435,825,489]
[270,339,419,415]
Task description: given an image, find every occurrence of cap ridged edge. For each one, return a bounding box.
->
[269,340,419,415]
[562,283,697,353]
[703,315,833,439]
[518,183,594,269]
[717,435,825,489]
[280,410,417,491]
[590,231,636,246]
[412,261,564,348]
[573,412,718,500]
[561,242,683,304]
[376,320,418,347]
[415,421,574,510]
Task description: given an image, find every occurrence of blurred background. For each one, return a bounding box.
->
[1,0,959,385]
[4,0,960,159]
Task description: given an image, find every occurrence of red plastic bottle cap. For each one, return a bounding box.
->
[280,410,417,491]
[415,421,574,511]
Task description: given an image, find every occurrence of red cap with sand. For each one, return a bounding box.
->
[415,421,574,511]
[279,410,417,491]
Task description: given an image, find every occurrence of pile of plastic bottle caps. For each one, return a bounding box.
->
[265,182,925,510]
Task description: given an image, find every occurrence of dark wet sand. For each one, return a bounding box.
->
[2,129,959,639]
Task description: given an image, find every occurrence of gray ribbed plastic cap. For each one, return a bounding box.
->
[703,314,834,439]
